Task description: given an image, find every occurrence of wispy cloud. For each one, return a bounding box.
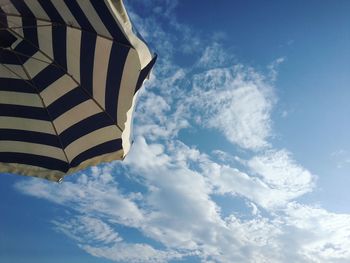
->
[188,64,275,150]
[331,149,350,169]
[53,215,183,263]
[281,203,350,262]
[52,216,122,245]
[14,141,347,263]
[16,166,144,227]
[196,42,234,69]
[83,243,183,263]
[247,149,316,199]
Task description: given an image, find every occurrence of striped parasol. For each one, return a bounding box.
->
[0,0,156,181]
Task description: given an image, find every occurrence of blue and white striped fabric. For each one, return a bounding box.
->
[0,0,156,181]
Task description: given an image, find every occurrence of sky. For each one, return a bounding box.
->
[1,0,350,262]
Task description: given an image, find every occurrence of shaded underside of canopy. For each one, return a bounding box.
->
[0,0,156,181]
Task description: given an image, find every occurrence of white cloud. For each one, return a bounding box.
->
[135,90,189,140]
[53,215,182,263]
[188,65,275,150]
[268,57,285,82]
[125,139,286,262]
[14,138,349,263]
[53,216,122,245]
[199,149,315,209]
[15,166,144,227]
[196,42,233,69]
[331,149,350,169]
[83,243,182,263]
[281,203,350,262]
[247,149,315,198]
[199,159,312,209]
[15,137,286,262]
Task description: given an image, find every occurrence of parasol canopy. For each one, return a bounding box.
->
[0,0,156,181]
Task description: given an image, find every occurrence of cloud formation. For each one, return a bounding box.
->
[189,65,275,150]
[13,1,349,263]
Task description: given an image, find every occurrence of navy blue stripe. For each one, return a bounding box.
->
[70,139,122,167]
[9,0,39,48]
[0,31,16,48]
[2,10,38,60]
[52,25,67,69]
[105,44,129,121]
[135,55,157,93]
[13,41,38,63]
[22,18,38,46]
[38,0,65,23]
[90,1,130,45]
[2,16,39,64]
[0,12,7,36]
[0,104,50,120]
[0,129,61,147]
[80,31,96,95]
[10,0,35,18]
[0,14,6,25]
[31,64,65,92]
[0,152,68,172]
[0,13,16,49]
[64,0,95,32]
[0,78,36,93]
[0,48,24,64]
[0,13,17,51]
[47,88,89,120]
[59,113,114,148]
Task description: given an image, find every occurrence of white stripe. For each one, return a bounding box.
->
[0,2,20,15]
[117,49,140,129]
[6,16,24,40]
[10,38,22,50]
[105,0,152,68]
[121,89,138,156]
[66,27,81,83]
[53,100,101,134]
[23,52,50,79]
[76,0,111,38]
[64,125,121,162]
[50,0,78,26]
[0,91,42,107]
[40,74,77,106]
[37,21,54,59]
[4,15,23,49]
[31,52,51,65]
[0,141,66,162]
[93,36,112,108]
[23,0,50,20]
[0,64,28,79]
[0,162,65,181]
[0,117,56,135]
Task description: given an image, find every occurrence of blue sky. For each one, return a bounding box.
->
[1,0,350,262]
